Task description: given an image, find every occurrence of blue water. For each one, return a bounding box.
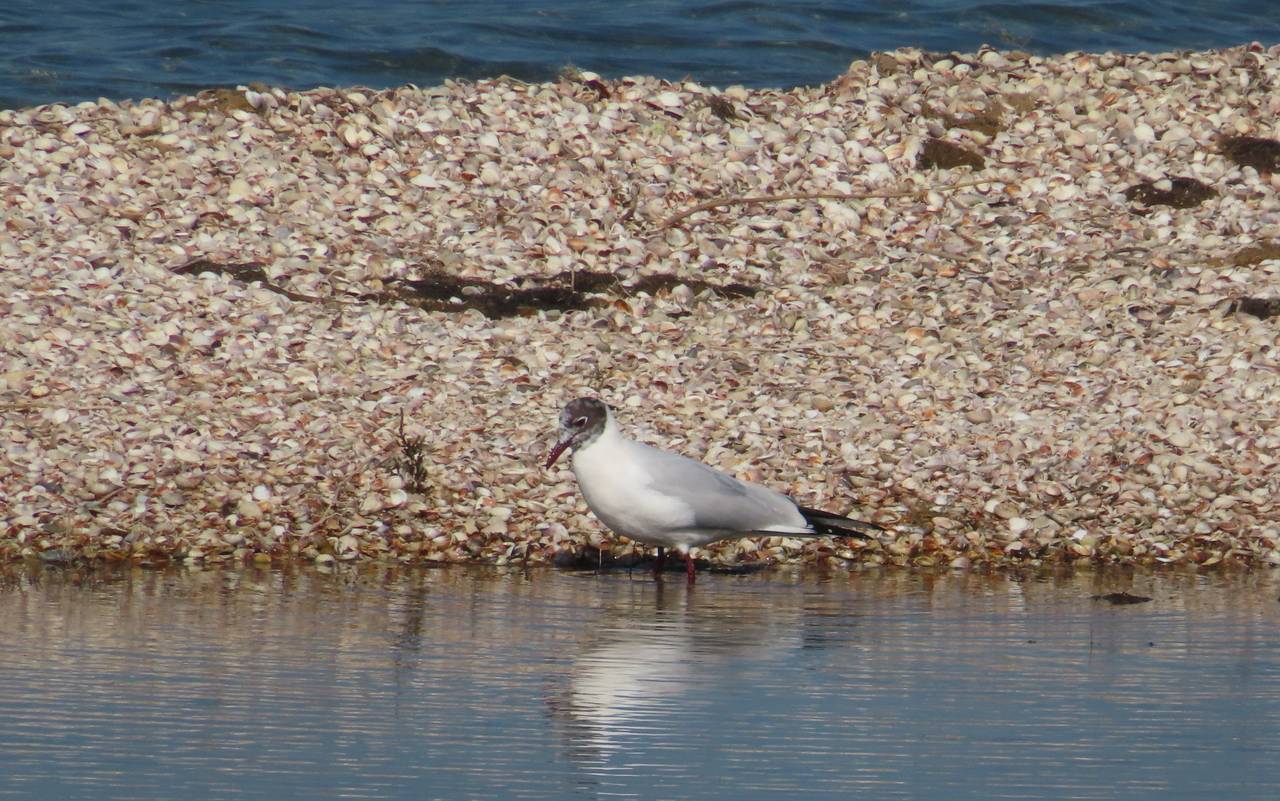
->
[1,0,1276,109]
[1,565,1279,801]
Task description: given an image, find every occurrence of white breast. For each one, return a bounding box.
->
[570,430,694,545]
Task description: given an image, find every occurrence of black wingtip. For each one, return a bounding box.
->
[797,505,884,540]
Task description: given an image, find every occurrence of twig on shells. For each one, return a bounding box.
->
[391,409,432,493]
[654,178,1008,230]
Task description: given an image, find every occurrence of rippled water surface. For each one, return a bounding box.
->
[2,1,1278,108]
[1,564,1278,800]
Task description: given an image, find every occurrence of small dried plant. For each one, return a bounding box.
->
[392,409,430,494]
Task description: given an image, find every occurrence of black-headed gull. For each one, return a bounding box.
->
[545,398,882,581]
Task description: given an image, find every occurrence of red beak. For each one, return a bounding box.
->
[545,438,572,469]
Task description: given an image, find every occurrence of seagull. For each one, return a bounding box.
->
[545,397,883,581]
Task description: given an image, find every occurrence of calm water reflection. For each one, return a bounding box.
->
[0,564,1278,800]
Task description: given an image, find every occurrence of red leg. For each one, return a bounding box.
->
[684,552,696,583]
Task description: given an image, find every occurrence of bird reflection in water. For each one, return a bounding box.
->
[546,580,822,776]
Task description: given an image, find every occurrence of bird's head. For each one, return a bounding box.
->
[545,397,609,468]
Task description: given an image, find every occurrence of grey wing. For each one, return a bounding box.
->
[636,443,809,533]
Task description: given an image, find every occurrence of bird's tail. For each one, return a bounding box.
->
[797,506,883,540]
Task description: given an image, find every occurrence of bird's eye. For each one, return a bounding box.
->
[574,416,588,427]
